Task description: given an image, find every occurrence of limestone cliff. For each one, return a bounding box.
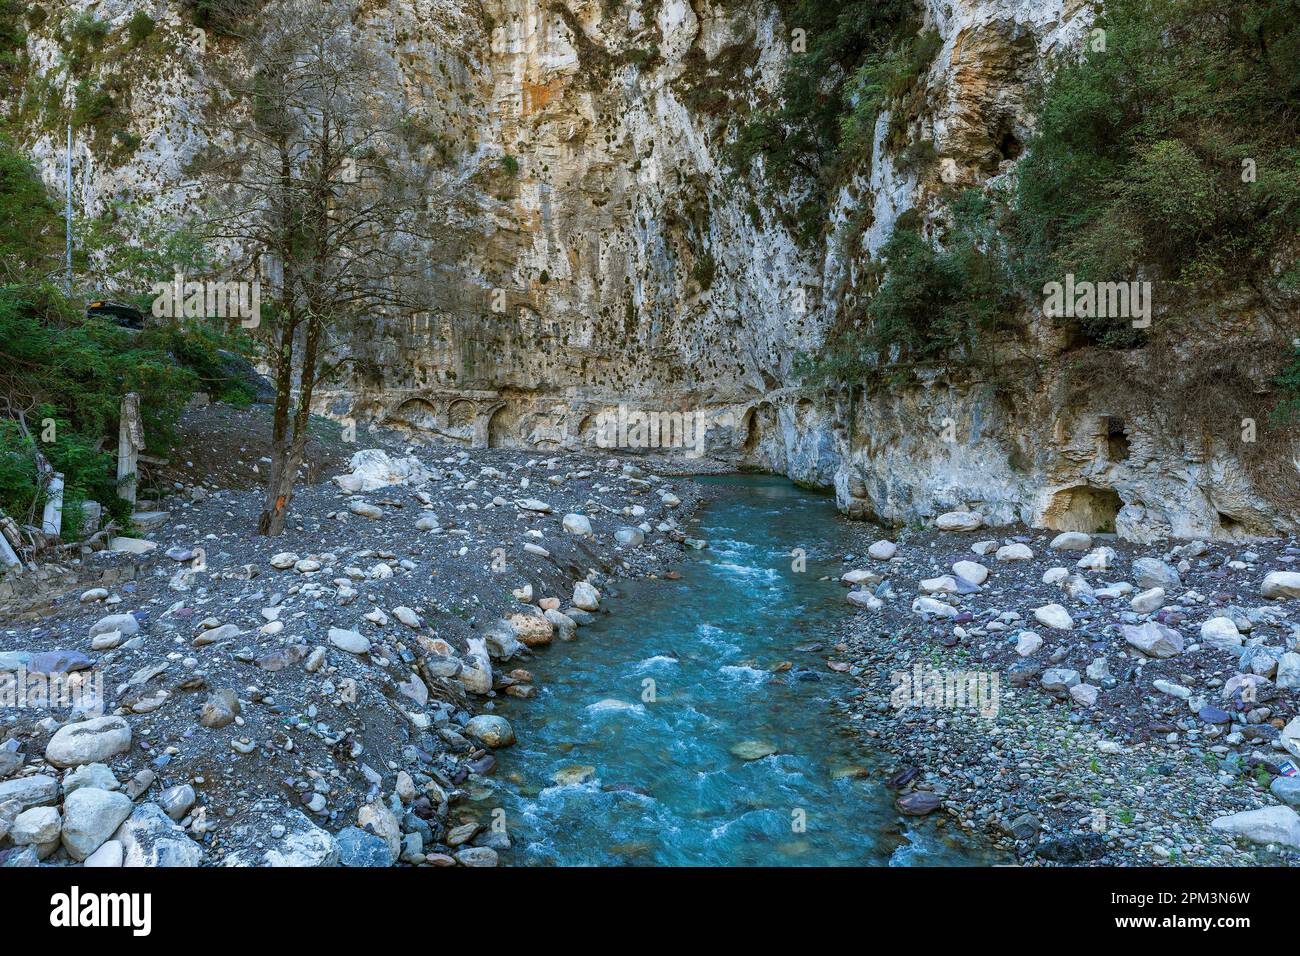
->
[7,0,1297,540]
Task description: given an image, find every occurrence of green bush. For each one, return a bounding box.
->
[126,11,155,46]
[0,130,61,283]
[839,27,941,162]
[808,0,1300,385]
[728,0,920,243]
[0,285,197,534]
[1273,345,1300,427]
[1006,0,1300,346]
[802,191,1015,382]
[0,0,25,74]
[64,13,110,74]
[142,320,260,405]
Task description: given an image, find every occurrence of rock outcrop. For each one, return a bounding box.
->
[7,0,1295,541]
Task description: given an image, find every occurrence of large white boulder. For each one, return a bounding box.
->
[62,788,133,861]
[1034,604,1074,630]
[935,511,983,532]
[1122,621,1184,658]
[1199,617,1243,649]
[114,802,203,867]
[45,716,132,768]
[1211,805,1300,851]
[1049,532,1092,551]
[1262,572,1300,600]
[333,450,431,493]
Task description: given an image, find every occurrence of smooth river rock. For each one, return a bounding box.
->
[45,716,132,768]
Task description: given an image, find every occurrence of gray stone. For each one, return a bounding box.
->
[114,802,203,866]
[562,513,593,536]
[336,825,392,867]
[11,805,60,845]
[1130,587,1166,614]
[328,627,371,654]
[0,738,23,778]
[935,511,983,531]
[45,716,131,768]
[1132,557,1181,591]
[1262,571,1300,599]
[0,775,59,811]
[88,613,139,640]
[544,608,577,641]
[454,846,499,866]
[1122,621,1184,658]
[261,811,337,866]
[61,787,132,861]
[1041,668,1081,694]
[158,784,196,821]
[1200,617,1243,649]
[1276,652,1300,690]
[63,763,119,796]
[465,715,515,748]
[867,540,897,560]
[1271,777,1300,808]
[1033,604,1073,630]
[348,500,384,520]
[614,526,644,547]
[1210,805,1300,851]
[200,689,240,729]
[83,840,123,867]
[193,623,241,646]
[572,581,600,611]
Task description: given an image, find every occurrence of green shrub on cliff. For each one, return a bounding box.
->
[801,191,1014,383]
[1007,0,1300,347]
[807,0,1300,384]
[728,0,921,242]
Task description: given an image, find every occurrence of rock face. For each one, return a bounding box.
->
[6,0,1296,540]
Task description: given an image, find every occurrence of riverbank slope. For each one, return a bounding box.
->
[832,518,1300,865]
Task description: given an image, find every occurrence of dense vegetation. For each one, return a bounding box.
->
[728,0,929,243]
[0,134,255,543]
[1005,0,1300,347]
[800,0,1300,387]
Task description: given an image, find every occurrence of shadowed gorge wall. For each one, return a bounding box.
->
[7,0,1298,540]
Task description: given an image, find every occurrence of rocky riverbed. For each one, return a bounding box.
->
[0,428,700,867]
[830,515,1300,865]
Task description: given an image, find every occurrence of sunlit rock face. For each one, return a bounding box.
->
[9,0,1296,539]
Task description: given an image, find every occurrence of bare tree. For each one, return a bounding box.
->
[197,0,464,535]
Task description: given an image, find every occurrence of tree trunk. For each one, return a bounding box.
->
[256,445,296,536]
[257,316,298,536]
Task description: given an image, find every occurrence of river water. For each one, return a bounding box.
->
[481,475,996,866]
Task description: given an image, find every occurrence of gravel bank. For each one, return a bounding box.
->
[829,516,1300,866]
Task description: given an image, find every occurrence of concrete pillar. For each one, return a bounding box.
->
[117,392,144,507]
[42,472,64,537]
